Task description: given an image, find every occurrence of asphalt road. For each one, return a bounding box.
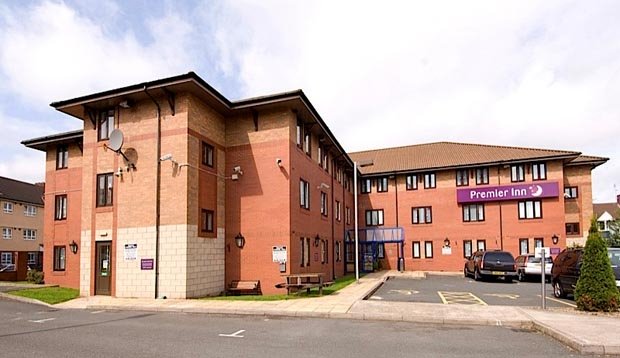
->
[0,297,590,358]
[371,275,576,308]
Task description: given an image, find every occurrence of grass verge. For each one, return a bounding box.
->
[8,287,79,305]
[203,274,358,301]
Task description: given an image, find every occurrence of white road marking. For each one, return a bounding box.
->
[11,317,22,321]
[484,293,519,300]
[496,320,503,326]
[91,310,106,314]
[388,289,419,295]
[28,318,56,323]
[219,329,245,338]
[369,296,383,300]
[538,295,577,308]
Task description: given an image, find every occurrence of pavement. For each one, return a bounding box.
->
[2,271,619,355]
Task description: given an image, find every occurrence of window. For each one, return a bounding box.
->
[202,142,214,167]
[463,240,473,258]
[56,145,68,169]
[24,205,36,217]
[300,237,305,267]
[305,237,310,266]
[365,209,384,226]
[456,169,468,186]
[98,109,115,141]
[463,204,484,222]
[424,241,433,258]
[566,222,580,235]
[2,228,11,240]
[1,252,14,271]
[335,241,341,262]
[304,131,311,156]
[377,243,385,259]
[346,206,351,224]
[320,192,328,217]
[323,150,329,172]
[55,195,67,220]
[54,246,66,271]
[27,252,38,265]
[377,177,388,192]
[477,240,486,251]
[534,238,544,248]
[564,186,578,199]
[300,179,310,209]
[406,174,418,190]
[519,239,529,255]
[335,200,341,221]
[361,179,371,194]
[3,202,13,213]
[412,206,432,224]
[424,173,436,189]
[511,164,525,182]
[412,241,421,258]
[97,173,114,207]
[321,240,328,264]
[475,168,489,185]
[296,120,303,148]
[23,229,36,240]
[518,200,542,219]
[201,209,214,233]
[532,162,546,180]
[317,145,323,165]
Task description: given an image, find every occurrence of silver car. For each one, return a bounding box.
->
[515,254,552,282]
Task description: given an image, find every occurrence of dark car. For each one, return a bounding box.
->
[551,247,620,298]
[464,250,517,282]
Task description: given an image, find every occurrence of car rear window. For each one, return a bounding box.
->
[529,257,553,264]
[609,250,620,266]
[485,252,514,262]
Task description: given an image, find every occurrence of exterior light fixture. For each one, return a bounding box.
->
[551,234,559,245]
[69,240,79,254]
[443,238,451,248]
[314,235,320,247]
[234,233,245,249]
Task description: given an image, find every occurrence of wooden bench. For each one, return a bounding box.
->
[277,273,329,295]
[227,280,261,295]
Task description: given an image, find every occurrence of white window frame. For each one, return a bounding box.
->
[23,229,36,240]
[27,252,37,265]
[2,227,11,240]
[3,202,13,214]
[1,252,14,270]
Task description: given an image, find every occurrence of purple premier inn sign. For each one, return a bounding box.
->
[457,182,559,203]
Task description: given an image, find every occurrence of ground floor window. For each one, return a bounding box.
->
[412,241,421,258]
[534,238,544,249]
[476,240,486,251]
[424,241,433,258]
[377,243,385,259]
[519,239,529,255]
[463,240,472,258]
[1,252,14,271]
[54,246,66,271]
[335,241,341,262]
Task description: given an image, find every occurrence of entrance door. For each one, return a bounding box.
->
[95,241,112,295]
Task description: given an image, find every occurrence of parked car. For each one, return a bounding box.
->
[515,254,553,282]
[464,250,517,282]
[551,247,620,298]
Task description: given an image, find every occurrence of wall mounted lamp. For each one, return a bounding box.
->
[234,233,245,249]
[314,235,321,247]
[443,238,451,248]
[69,240,79,254]
[551,234,559,245]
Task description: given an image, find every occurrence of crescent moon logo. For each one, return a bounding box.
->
[530,185,543,197]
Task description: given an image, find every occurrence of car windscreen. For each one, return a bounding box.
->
[608,250,620,266]
[484,252,514,262]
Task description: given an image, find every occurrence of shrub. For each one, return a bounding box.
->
[26,269,44,284]
[574,218,620,312]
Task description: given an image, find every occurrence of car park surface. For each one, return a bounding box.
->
[370,274,575,308]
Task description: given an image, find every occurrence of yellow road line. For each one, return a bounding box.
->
[437,291,487,305]
[437,291,448,304]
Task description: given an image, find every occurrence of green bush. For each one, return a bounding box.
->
[574,219,620,312]
[26,269,44,284]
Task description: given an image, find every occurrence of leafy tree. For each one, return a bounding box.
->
[574,218,620,312]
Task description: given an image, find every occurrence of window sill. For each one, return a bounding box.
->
[96,206,114,213]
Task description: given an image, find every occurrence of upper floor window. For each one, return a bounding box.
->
[335,201,341,221]
[24,205,36,217]
[320,192,328,217]
[463,204,485,222]
[566,222,580,235]
[202,142,214,167]
[56,145,68,169]
[2,228,12,240]
[97,173,114,207]
[518,200,542,219]
[406,174,418,190]
[98,109,115,141]
[456,169,468,186]
[346,206,351,225]
[377,177,388,192]
[296,120,303,148]
[55,195,67,220]
[365,209,384,226]
[201,209,214,233]
[322,149,329,172]
[361,178,371,194]
[424,173,436,189]
[475,168,489,185]
[564,186,578,199]
[303,131,311,156]
[412,206,432,224]
[23,229,36,240]
[511,164,525,182]
[2,202,12,213]
[300,179,310,210]
[532,163,546,180]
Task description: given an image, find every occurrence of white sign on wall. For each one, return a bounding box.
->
[535,247,550,259]
[124,243,138,261]
[272,246,287,263]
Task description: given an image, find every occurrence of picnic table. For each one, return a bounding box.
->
[276,273,331,295]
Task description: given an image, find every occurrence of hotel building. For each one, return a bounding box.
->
[22,72,607,297]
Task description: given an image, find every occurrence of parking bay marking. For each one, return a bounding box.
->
[437,291,487,305]
[28,318,56,323]
[219,330,245,338]
[484,293,519,300]
[388,289,419,295]
[538,295,577,308]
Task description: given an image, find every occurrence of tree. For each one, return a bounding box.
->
[574,218,620,312]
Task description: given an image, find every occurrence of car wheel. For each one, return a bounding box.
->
[504,276,513,283]
[474,269,481,281]
[518,270,526,282]
[553,280,566,298]
[464,267,469,278]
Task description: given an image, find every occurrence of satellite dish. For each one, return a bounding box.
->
[108,129,124,152]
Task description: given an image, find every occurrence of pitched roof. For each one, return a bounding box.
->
[0,176,44,206]
[594,203,620,219]
[566,155,609,167]
[21,129,83,151]
[348,141,585,175]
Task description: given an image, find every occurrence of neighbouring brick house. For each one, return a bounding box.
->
[0,176,44,281]
[594,195,620,239]
[22,72,607,297]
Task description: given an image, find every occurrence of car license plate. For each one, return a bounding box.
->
[492,271,504,275]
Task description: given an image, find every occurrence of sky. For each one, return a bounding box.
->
[0,0,618,202]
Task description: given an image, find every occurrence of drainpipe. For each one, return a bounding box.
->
[498,166,504,250]
[144,86,162,298]
[330,162,335,280]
